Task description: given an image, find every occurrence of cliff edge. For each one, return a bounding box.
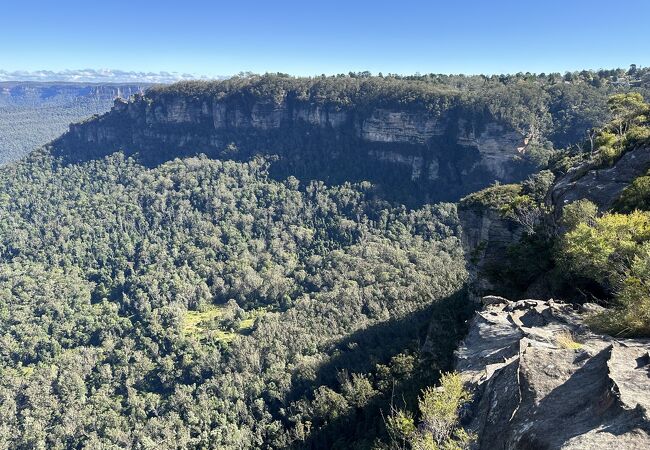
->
[456,296,650,449]
[49,79,536,204]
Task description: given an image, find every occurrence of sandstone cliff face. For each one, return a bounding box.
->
[55,93,532,203]
[457,121,528,180]
[457,206,523,300]
[360,109,443,144]
[457,297,650,450]
[550,146,650,214]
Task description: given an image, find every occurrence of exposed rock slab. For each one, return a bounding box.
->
[550,147,650,214]
[361,109,443,144]
[456,298,650,449]
[458,120,527,180]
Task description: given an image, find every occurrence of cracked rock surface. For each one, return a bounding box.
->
[550,146,650,215]
[456,297,650,449]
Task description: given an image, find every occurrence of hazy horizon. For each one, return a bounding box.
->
[1,64,646,85]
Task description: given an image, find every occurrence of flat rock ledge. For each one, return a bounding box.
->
[455,297,650,449]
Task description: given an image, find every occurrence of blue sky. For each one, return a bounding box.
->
[1,0,649,77]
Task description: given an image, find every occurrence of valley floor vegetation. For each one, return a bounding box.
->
[0,150,469,449]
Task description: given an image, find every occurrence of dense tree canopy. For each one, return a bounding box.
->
[0,150,468,449]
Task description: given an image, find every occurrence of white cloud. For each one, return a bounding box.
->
[0,69,223,83]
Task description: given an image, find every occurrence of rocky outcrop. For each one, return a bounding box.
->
[456,297,650,449]
[457,206,523,301]
[459,146,650,301]
[53,91,533,203]
[550,146,650,214]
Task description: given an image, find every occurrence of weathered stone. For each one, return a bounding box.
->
[458,120,526,180]
[550,146,650,215]
[581,302,606,314]
[481,295,510,306]
[456,299,650,449]
[361,109,443,144]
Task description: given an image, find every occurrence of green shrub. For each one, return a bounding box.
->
[559,210,650,285]
[623,123,650,147]
[524,142,556,168]
[613,171,650,213]
[459,184,522,211]
[595,130,623,165]
[549,152,589,175]
[559,211,650,337]
[561,199,598,230]
[387,372,474,450]
[521,170,555,203]
[587,243,650,337]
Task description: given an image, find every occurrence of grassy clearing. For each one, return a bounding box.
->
[182,304,267,342]
[182,306,225,337]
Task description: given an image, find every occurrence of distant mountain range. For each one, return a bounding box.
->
[0,81,153,163]
[0,70,226,163]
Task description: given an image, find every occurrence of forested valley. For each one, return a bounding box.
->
[1,68,650,449]
[0,83,147,164]
[0,150,468,449]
